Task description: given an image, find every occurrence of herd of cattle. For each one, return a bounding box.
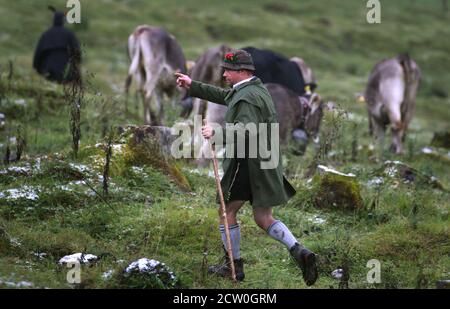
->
[124,25,421,160]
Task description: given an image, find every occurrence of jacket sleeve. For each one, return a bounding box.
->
[188,80,229,106]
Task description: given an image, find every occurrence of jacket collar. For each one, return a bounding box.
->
[233,77,261,92]
[233,76,254,89]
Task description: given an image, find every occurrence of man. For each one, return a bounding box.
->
[175,50,318,286]
[33,8,81,83]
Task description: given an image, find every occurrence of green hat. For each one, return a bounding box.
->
[221,50,255,71]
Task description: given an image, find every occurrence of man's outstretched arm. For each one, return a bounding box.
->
[175,72,229,105]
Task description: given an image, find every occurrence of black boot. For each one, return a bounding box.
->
[208,249,245,281]
[290,243,318,286]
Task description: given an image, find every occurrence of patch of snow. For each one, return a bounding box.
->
[385,166,398,178]
[317,165,356,177]
[421,147,433,154]
[58,253,98,265]
[14,99,26,106]
[16,281,33,288]
[112,144,125,153]
[308,215,326,225]
[132,166,145,174]
[84,190,96,197]
[331,268,344,279]
[124,258,177,284]
[384,160,403,165]
[102,269,115,280]
[0,186,40,201]
[347,112,364,122]
[188,168,202,175]
[0,280,33,288]
[208,169,224,179]
[33,158,42,171]
[125,258,160,273]
[9,237,22,247]
[367,177,384,187]
[32,252,47,260]
[110,84,122,93]
[7,166,31,174]
[69,163,89,173]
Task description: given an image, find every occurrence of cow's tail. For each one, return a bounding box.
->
[125,34,141,97]
[398,53,412,103]
[398,53,420,139]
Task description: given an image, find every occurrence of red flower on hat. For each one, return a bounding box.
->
[224,52,237,63]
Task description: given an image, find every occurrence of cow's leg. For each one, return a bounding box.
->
[142,76,158,125]
[154,88,164,126]
[124,74,132,112]
[386,106,404,154]
[135,73,144,113]
[135,90,141,113]
[368,111,374,136]
[390,123,404,154]
[143,92,152,125]
[371,117,386,159]
[196,139,211,168]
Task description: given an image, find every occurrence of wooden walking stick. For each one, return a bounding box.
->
[204,120,236,282]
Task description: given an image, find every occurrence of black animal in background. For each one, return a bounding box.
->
[33,6,81,83]
[242,47,317,96]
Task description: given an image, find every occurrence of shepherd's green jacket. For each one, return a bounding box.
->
[189,77,296,207]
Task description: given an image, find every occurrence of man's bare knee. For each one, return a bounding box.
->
[253,207,275,231]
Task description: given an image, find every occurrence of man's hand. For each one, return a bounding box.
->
[175,72,192,89]
[202,124,214,139]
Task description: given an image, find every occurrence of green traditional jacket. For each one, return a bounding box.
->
[189,77,296,207]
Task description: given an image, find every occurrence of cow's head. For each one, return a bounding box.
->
[299,93,323,141]
[179,44,232,119]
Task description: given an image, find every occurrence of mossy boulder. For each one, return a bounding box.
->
[431,131,450,149]
[420,147,450,164]
[378,160,445,190]
[312,165,363,211]
[122,125,191,191]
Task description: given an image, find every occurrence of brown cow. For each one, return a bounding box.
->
[178,45,232,166]
[266,83,323,148]
[180,44,232,120]
[365,54,421,154]
[125,25,187,125]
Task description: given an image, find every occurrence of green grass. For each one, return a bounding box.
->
[0,0,449,289]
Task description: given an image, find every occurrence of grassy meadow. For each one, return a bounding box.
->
[0,0,449,289]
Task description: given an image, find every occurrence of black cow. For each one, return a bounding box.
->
[242,47,316,96]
